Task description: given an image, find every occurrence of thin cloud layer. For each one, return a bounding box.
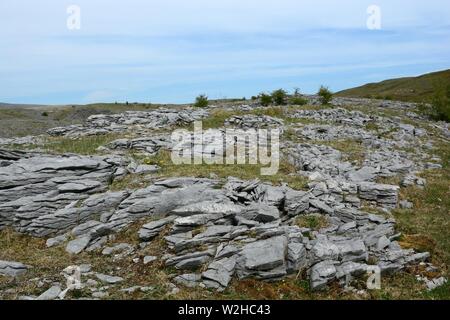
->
[0,0,449,103]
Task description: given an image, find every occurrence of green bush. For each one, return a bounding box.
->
[41,112,49,117]
[317,86,333,105]
[417,103,429,116]
[290,96,308,106]
[430,84,450,122]
[290,88,308,105]
[271,89,287,105]
[194,94,209,108]
[259,93,273,106]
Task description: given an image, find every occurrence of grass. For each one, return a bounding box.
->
[295,214,329,231]
[337,69,450,103]
[0,228,107,299]
[43,134,122,155]
[392,141,450,275]
[364,122,380,132]
[0,108,30,119]
[0,108,58,138]
[201,109,242,130]
[283,128,301,142]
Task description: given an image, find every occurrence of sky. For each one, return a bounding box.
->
[0,0,449,104]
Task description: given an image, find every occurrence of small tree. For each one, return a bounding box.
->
[194,94,208,108]
[271,89,287,105]
[259,93,272,106]
[317,86,333,105]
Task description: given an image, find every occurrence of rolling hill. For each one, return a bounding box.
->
[337,69,450,102]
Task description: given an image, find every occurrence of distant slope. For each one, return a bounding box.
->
[0,102,50,109]
[337,69,450,102]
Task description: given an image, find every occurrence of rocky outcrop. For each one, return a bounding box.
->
[105,135,172,156]
[225,115,284,130]
[0,149,128,236]
[0,98,446,297]
[47,108,208,137]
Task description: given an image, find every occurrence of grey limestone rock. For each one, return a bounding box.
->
[0,260,28,277]
[65,236,91,255]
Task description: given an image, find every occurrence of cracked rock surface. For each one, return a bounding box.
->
[0,97,448,298]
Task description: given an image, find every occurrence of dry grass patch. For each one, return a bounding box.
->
[0,228,113,299]
[109,174,153,191]
[201,109,242,130]
[295,214,329,231]
[392,141,449,290]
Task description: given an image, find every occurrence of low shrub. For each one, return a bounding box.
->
[194,94,209,108]
[317,86,333,105]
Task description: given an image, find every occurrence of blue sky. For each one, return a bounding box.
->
[0,0,449,104]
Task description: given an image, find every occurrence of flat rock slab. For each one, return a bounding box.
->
[0,260,28,277]
[239,236,288,271]
[65,236,91,255]
[36,285,62,300]
[95,273,124,284]
[143,256,157,265]
[173,273,202,288]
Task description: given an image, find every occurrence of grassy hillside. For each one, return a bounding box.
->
[337,69,450,102]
